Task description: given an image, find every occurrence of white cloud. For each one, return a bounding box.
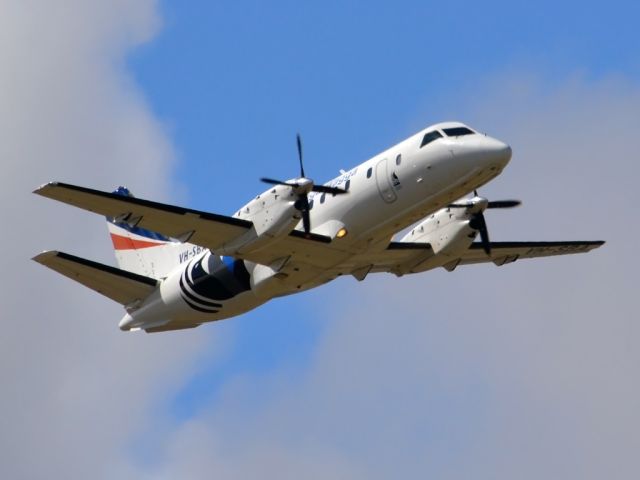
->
[140,75,638,479]
[0,2,209,478]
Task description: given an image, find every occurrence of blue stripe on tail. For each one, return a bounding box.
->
[108,186,171,241]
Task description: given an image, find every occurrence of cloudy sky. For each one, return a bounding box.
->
[1,1,637,478]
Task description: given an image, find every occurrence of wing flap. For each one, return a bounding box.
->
[346,241,435,276]
[33,251,158,305]
[35,182,252,250]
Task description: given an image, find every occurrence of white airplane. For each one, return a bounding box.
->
[33,122,604,333]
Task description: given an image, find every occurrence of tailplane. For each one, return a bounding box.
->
[107,187,204,279]
[33,251,157,306]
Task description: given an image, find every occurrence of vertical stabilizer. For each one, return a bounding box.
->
[107,187,205,279]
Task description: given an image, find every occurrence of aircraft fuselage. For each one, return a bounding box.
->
[118,122,512,330]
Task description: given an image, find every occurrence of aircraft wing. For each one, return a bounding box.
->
[365,242,434,273]
[358,240,603,276]
[448,241,605,269]
[35,182,254,249]
[34,182,341,267]
[336,242,434,279]
[33,251,158,305]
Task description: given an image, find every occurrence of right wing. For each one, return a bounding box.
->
[34,182,343,268]
[453,241,605,267]
[352,240,604,277]
[33,251,158,306]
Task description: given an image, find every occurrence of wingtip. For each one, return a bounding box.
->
[32,250,59,264]
[32,181,59,195]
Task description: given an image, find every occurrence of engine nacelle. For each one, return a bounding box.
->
[400,208,476,256]
[219,185,301,255]
[247,262,288,298]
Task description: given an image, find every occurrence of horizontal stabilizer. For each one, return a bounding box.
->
[33,251,158,306]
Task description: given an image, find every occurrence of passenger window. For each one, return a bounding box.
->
[421,130,443,148]
[396,154,402,165]
[320,193,326,204]
[366,167,372,178]
[345,179,351,191]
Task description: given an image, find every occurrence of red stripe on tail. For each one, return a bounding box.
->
[110,233,166,250]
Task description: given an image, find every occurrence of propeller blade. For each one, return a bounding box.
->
[448,203,471,208]
[294,194,312,234]
[260,177,293,187]
[297,133,305,178]
[477,214,491,255]
[487,200,521,209]
[302,210,311,234]
[469,213,491,255]
[311,185,348,195]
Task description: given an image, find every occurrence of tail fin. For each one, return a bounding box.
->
[107,187,204,279]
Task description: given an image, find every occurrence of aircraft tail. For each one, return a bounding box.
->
[107,187,203,279]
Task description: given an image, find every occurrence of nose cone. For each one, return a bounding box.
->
[483,137,512,168]
[494,141,512,168]
[449,134,512,171]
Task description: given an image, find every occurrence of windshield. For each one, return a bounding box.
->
[443,127,475,137]
[420,130,443,148]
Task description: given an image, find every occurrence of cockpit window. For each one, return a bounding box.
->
[443,127,474,137]
[420,130,443,148]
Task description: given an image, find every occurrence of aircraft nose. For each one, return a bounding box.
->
[450,134,512,171]
[484,137,512,168]
[495,141,512,167]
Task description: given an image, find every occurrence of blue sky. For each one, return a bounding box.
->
[126,0,639,423]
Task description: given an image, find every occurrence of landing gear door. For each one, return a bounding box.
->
[375,158,398,203]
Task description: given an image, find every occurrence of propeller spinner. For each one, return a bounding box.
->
[261,134,348,236]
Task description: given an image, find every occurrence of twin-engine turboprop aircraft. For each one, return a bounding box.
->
[33,122,604,333]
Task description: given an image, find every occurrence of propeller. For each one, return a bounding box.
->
[469,211,492,256]
[486,199,521,209]
[260,134,348,236]
[448,190,521,256]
